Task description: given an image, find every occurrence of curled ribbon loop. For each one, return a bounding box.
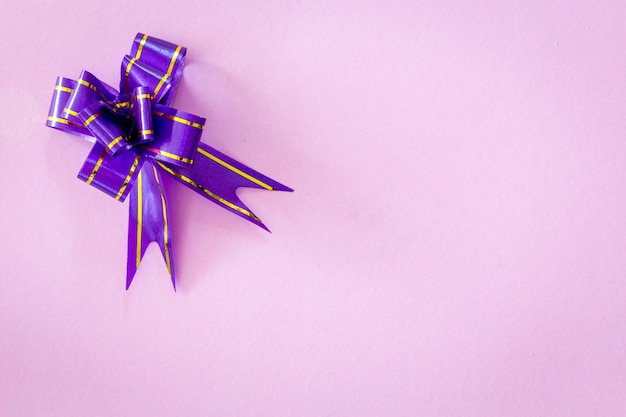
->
[46,33,292,290]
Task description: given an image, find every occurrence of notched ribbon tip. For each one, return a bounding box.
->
[46,33,292,290]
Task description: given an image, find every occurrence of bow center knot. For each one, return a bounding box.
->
[78,85,155,156]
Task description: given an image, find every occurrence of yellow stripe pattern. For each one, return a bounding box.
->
[152,165,172,275]
[78,78,109,101]
[124,58,138,89]
[155,161,261,222]
[152,111,204,129]
[135,34,148,59]
[47,116,83,128]
[115,154,142,200]
[106,135,125,151]
[124,34,149,92]
[145,147,193,164]
[152,46,182,99]
[63,108,79,117]
[136,170,143,268]
[84,110,105,126]
[86,148,108,184]
[55,85,73,93]
[197,147,274,190]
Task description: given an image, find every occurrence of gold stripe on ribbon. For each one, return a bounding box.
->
[84,110,105,126]
[135,34,148,59]
[55,85,73,93]
[63,107,79,117]
[139,130,153,137]
[135,93,152,100]
[47,116,83,128]
[152,111,204,129]
[124,35,148,90]
[125,34,149,92]
[152,45,182,99]
[106,135,125,151]
[197,147,274,191]
[152,165,172,275]
[78,79,97,90]
[166,46,181,75]
[155,161,262,223]
[78,78,109,101]
[115,154,142,200]
[144,147,193,164]
[124,58,137,90]
[136,170,143,268]
[47,116,70,124]
[86,148,108,184]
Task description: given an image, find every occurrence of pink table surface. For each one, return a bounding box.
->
[2,1,626,416]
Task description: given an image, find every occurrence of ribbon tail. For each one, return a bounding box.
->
[126,162,176,290]
[155,143,292,231]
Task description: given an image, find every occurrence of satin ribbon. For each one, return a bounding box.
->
[46,33,292,290]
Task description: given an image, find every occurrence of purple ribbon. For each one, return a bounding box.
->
[46,33,292,290]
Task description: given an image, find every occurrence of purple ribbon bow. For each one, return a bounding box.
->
[46,33,292,290]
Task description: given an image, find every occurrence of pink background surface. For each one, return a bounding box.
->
[1,1,626,416]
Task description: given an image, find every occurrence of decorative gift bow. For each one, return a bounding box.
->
[46,33,292,290]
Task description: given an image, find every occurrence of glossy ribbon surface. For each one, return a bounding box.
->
[46,33,292,289]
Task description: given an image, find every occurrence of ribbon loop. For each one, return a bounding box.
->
[47,77,92,138]
[129,86,154,144]
[125,33,186,105]
[121,55,172,103]
[63,71,118,124]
